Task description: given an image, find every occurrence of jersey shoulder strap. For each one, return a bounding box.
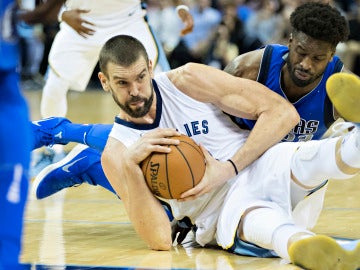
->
[257,45,274,84]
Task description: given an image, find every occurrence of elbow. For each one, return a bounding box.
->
[143,219,172,251]
[148,234,172,251]
[149,241,172,251]
[290,104,300,126]
[283,102,300,127]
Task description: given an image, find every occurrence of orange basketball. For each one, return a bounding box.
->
[141,134,206,199]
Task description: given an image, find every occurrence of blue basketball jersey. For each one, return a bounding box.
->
[234,44,343,141]
[0,0,19,70]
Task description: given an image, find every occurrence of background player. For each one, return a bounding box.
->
[31,0,194,177]
[0,0,63,269]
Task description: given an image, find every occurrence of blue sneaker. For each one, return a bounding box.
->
[30,147,66,179]
[31,144,100,199]
[32,117,72,149]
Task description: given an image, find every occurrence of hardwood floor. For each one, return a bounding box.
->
[21,89,360,270]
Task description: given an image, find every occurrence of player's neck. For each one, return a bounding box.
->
[281,69,321,103]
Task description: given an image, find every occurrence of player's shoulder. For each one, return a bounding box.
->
[223,48,264,80]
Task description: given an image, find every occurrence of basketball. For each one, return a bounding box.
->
[141,134,206,199]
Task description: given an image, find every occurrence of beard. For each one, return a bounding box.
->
[285,55,323,87]
[110,85,154,118]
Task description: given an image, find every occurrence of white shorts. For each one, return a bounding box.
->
[48,5,166,91]
[214,142,327,249]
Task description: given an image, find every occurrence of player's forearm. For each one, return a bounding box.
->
[102,145,172,250]
[125,164,172,250]
[19,0,65,24]
[231,100,299,172]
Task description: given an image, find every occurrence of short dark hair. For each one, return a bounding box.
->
[290,2,349,47]
[99,35,149,76]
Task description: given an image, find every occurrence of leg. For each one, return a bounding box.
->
[40,68,70,118]
[238,204,314,260]
[0,71,32,270]
[238,205,360,269]
[291,130,360,192]
[31,117,112,152]
[32,144,115,199]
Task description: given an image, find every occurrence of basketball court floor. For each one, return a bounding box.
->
[21,89,360,270]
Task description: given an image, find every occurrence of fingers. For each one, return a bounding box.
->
[141,129,181,153]
[177,9,194,36]
[78,24,95,37]
[178,182,207,202]
[142,128,181,139]
[130,128,181,164]
[77,9,91,14]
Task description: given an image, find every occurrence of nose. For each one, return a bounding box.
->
[299,56,311,70]
[129,82,140,96]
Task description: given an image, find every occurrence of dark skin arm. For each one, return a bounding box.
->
[223,48,264,80]
[19,0,65,25]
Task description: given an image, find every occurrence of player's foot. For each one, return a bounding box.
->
[326,73,360,123]
[32,117,72,149]
[32,144,99,199]
[289,234,360,270]
[30,147,66,179]
[321,120,358,139]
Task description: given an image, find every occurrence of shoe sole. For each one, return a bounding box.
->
[289,235,360,270]
[31,144,89,200]
[326,73,360,122]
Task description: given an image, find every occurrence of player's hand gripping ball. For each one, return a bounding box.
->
[141,134,205,199]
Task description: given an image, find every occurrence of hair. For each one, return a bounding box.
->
[290,2,349,47]
[99,35,149,76]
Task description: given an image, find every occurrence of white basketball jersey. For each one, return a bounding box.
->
[109,72,250,245]
[64,0,143,19]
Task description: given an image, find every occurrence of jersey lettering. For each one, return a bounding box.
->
[283,119,319,142]
[184,120,209,137]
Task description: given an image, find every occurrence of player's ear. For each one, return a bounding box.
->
[148,60,154,78]
[288,32,293,47]
[329,48,336,62]
[98,72,109,92]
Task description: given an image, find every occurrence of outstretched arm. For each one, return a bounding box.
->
[101,128,181,250]
[168,63,300,198]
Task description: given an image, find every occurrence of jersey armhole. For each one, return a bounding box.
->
[324,58,344,128]
[257,45,273,84]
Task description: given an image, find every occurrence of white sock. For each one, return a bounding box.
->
[272,224,314,260]
[41,69,70,118]
[291,134,360,188]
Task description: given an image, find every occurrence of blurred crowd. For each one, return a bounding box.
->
[18,0,360,90]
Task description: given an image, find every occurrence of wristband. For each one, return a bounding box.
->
[176,5,190,13]
[57,5,67,23]
[227,159,238,175]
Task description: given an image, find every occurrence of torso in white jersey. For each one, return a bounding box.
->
[109,72,250,245]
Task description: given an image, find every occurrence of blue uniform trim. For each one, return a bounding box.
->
[114,79,162,129]
[227,237,277,258]
[234,44,344,141]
